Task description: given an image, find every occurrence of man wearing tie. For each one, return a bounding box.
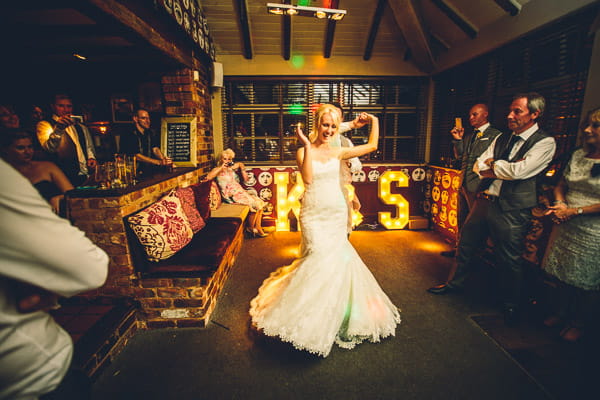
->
[37,94,97,186]
[441,103,502,257]
[428,93,556,327]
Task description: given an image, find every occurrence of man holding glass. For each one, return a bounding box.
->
[36,94,97,186]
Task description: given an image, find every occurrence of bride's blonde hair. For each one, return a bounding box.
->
[309,104,341,143]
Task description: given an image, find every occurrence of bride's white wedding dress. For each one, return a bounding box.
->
[249,157,400,357]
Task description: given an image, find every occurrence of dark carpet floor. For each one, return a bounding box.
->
[92,230,555,400]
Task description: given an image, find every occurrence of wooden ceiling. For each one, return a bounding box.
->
[201,0,529,73]
[3,0,594,80]
[0,0,196,79]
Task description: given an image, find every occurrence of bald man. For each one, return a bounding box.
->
[441,103,502,257]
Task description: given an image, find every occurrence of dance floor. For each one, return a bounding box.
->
[92,229,574,399]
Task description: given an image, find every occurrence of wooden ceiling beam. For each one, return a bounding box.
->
[235,0,253,59]
[324,0,340,59]
[389,0,435,73]
[283,14,291,60]
[324,21,337,58]
[431,0,478,39]
[430,32,450,50]
[493,0,522,16]
[282,0,291,60]
[363,0,386,61]
[77,0,197,68]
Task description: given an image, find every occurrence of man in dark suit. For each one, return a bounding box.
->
[441,103,502,257]
[428,93,556,326]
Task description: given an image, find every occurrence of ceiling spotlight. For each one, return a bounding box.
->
[266,3,347,21]
[268,7,284,15]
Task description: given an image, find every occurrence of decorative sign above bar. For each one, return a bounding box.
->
[161,116,198,167]
[157,0,216,60]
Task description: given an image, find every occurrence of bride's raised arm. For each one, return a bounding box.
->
[340,113,379,160]
[295,125,313,184]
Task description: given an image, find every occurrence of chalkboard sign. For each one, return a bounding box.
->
[160,116,197,167]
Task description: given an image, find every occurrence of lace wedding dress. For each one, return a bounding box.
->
[249,158,400,357]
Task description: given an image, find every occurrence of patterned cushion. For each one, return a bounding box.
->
[128,190,193,262]
[175,187,205,233]
[209,181,222,211]
[190,180,212,221]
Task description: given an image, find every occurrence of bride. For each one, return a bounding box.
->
[249,104,400,357]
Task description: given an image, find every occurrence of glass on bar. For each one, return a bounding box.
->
[126,155,137,186]
[95,162,114,190]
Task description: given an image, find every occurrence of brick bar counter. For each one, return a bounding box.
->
[66,168,214,328]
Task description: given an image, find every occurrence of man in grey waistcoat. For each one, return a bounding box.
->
[429,93,556,327]
[441,103,502,257]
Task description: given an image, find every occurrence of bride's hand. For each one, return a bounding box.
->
[296,125,310,147]
[365,113,377,123]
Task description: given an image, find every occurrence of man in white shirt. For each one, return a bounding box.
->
[36,94,97,186]
[0,158,109,399]
[332,104,368,233]
[428,92,556,327]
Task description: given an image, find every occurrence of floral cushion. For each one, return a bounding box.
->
[128,190,193,262]
[175,186,205,233]
[209,181,222,211]
[190,180,212,221]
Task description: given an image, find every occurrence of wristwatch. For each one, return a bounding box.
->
[577,207,584,215]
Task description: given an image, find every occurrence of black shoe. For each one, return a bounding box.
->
[440,250,456,257]
[503,307,520,327]
[427,283,461,295]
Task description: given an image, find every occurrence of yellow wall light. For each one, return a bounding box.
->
[378,170,410,229]
[274,171,304,231]
[345,184,363,228]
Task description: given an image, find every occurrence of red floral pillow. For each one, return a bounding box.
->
[209,181,222,211]
[128,190,193,262]
[190,180,212,221]
[175,186,205,233]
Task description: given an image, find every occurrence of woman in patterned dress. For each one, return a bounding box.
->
[542,107,600,342]
[206,148,267,237]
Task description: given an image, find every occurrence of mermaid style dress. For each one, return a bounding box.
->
[249,158,400,357]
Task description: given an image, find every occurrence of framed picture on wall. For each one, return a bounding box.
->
[111,95,134,123]
[160,116,198,167]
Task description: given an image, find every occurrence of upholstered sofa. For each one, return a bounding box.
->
[124,179,249,327]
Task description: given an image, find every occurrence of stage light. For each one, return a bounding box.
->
[267,3,347,21]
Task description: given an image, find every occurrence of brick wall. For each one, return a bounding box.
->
[67,169,245,328]
[136,225,244,329]
[68,169,204,299]
[161,66,214,171]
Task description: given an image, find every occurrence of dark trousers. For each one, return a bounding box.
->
[458,186,476,233]
[449,196,532,308]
